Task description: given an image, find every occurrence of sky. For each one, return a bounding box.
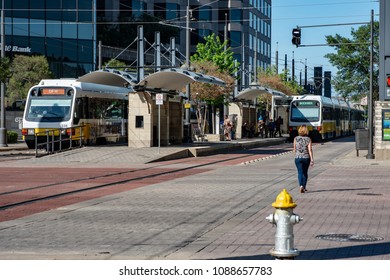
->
[271,0,379,95]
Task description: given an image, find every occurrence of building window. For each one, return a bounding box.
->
[63,22,77,39]
[230,9,242,23]
[46,20,61,38]
[230,31,241,48]
[199,6,212,21]
[13,18,28,36]
[30,19,45,37]
[166,3,179,20]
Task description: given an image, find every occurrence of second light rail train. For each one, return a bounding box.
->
[288,95,366,142]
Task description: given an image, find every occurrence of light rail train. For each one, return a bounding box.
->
[22,79,130,149]
[288,95,366,142]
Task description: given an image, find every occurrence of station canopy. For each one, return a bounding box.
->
[235,85,287,102]
[77,68,225,93]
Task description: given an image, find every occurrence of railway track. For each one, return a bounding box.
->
[0,145,292,222]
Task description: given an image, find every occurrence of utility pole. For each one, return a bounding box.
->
[284,54,287,81]
[292,51,295,82]
[183,4,192,143]
[223,13,228,116]
[367,9,375,159]
[275,42,279,74]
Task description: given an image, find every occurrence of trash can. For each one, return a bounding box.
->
[355,129,369,156]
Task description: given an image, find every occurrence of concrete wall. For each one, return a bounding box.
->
[128,92,184,148]
[128,92,154,148]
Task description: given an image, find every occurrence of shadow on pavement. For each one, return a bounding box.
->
[218,241,390,260]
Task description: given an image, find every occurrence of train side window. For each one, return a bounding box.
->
[322,107,331,120]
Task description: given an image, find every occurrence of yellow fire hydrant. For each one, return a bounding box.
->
[265,189,302,259]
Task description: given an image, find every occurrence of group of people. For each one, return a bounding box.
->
[241,116,283,139]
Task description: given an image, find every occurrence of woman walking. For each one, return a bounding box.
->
[293,125,314,193]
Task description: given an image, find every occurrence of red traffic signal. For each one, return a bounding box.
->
[292,28,301,47]
[387,75,390,87]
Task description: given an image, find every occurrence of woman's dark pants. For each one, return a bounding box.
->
[295,158,310,188]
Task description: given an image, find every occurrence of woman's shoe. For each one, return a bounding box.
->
[300,186,305,193]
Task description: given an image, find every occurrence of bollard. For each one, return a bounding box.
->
[266,189,302,259]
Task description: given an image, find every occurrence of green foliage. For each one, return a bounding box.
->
[7,55,53,102]
[0,57,11,84]
[325,21,379,101]
[7,130,18,143]
[104,59,127,70]
[258,66,301,95]
[191,34,238,75]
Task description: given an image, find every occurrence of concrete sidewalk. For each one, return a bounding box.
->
[0,138,388,260]
[0,137,288,165]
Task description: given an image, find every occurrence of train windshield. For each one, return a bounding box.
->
[290,101,320,122]
[25,97,72,122]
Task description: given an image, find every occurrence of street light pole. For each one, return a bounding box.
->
[367,9,375,159]
[0,0,7,147]
[183,4,192,143]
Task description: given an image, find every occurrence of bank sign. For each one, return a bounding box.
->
[4,45,31,53]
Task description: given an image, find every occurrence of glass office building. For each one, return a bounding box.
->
[3,0,271,81]
[97,0,272,84]
[2,0,96,78]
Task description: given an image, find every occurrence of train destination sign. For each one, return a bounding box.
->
[42,88,66,95]
[294,101,319,107]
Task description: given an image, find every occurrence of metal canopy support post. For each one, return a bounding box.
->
[170,37,176,67]
[234,60,238,100]
[0,0,7,147]
[155,32,161,72]
[137,25,145,82]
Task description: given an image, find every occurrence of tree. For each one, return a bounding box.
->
[325,21,379,101]
[7,55,53,102]
[0,57,11,84]
[190,34,236,135]
[191,34,238,75]
[258,66,300,95]
[190,61,234,135]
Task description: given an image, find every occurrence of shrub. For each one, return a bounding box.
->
[7,130,18,143]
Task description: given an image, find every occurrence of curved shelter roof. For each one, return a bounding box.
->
[77,69,137,88]
[138,68,225,92]
[235,86,287,102]
[77,68,225,93]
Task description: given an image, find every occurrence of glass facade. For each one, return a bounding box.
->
[2,0,96,78]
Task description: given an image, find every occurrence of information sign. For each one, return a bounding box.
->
[156,93,163,105]
[382,109,390,140]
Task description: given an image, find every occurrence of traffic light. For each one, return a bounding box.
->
[292,28,301,47]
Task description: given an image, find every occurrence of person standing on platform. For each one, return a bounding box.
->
[223,115,232,141]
